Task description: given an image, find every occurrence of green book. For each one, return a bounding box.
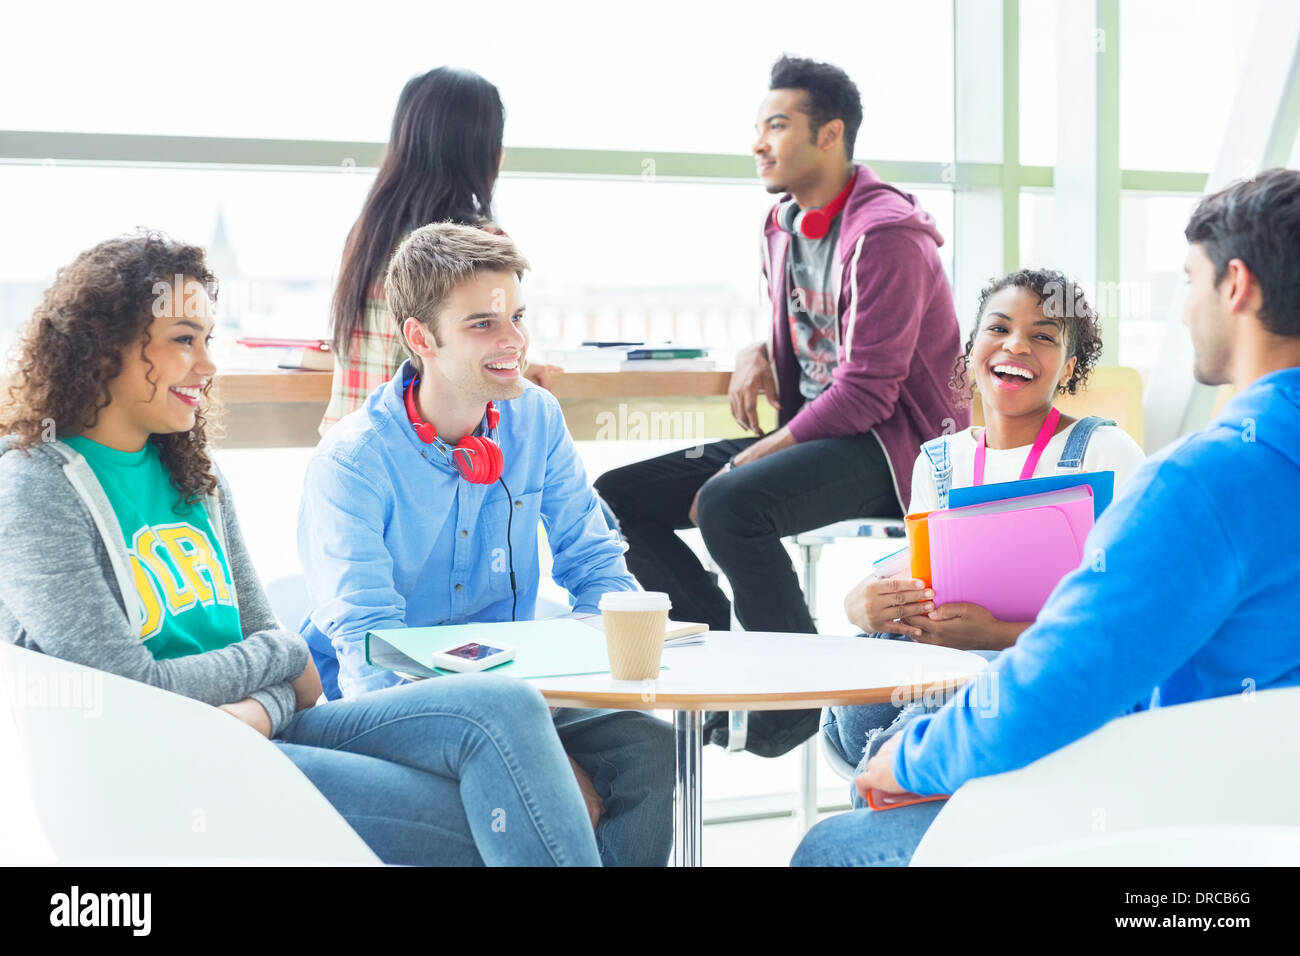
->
[365,618,660,679]
[625,348,708,360]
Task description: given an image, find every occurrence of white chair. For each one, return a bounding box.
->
[819,721,859,782]
[912,685,1300,866]
[792,517,907,629]
[265,573,312,630]
[974,825,1300,866]
[0,641,379,864]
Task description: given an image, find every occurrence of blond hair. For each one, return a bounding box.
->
[386,222,529,372]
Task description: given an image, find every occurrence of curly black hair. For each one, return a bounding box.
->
[950,268,1104,404]
[0,230,222,509]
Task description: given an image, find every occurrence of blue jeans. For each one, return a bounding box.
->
[802,637,1001,866]
[804,685,947,866]
[550,707,675,867]
[821,635,1001,799]
[275,676,601,866]
[791,801,947,866]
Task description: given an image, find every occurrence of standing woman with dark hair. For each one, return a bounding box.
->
[0,231,602,866]
[323,67,511,432]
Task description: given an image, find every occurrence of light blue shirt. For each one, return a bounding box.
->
[298,360,636,700]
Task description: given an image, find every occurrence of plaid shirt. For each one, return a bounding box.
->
[320,283,406,436]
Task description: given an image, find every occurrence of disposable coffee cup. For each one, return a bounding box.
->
[598,591,672,680]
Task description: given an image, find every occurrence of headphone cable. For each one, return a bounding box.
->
[497,476,518,621]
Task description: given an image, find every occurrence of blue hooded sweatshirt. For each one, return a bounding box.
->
[895,367,1300,796]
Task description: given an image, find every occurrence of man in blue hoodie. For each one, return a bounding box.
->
[297,223,674,866]
[792,169,1300,866]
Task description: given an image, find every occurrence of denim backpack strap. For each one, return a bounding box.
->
[1056,415,1117,470]
[919,435,953,510]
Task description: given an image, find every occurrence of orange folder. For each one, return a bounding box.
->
[905,510,934,587]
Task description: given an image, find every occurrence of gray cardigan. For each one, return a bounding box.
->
[0,437,308,735]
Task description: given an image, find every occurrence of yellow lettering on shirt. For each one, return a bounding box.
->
[132,526,196,615]
[130,553,166,640]
[155,524,232,607]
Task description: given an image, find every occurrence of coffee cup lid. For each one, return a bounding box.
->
[598,591,671,612]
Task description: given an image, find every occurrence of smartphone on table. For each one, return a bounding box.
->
[431,641,516,673]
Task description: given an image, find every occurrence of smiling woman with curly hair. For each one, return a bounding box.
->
[1,231,221,503]
[0,230,608,867]
[824,266,1148,805]
[949,268,1106,404]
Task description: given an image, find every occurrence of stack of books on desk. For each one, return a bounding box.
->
[547,343,634,371]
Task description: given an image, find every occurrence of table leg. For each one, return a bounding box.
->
[796,737,819,834]
[673,709,703,867]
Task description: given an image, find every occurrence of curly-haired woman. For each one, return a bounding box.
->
[824,269,1147,783]
[0,232,600,866]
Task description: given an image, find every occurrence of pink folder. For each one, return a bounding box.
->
[927,486,1095,623]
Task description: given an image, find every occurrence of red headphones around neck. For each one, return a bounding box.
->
[773,169,857,240]
[404,376,504,484]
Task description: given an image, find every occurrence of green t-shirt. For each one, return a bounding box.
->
[63,436,243,660]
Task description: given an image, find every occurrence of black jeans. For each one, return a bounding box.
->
[594,433,902,634]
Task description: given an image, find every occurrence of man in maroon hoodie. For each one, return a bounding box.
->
[595,56,967,754]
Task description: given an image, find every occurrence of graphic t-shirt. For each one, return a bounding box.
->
[63,436,242,659]
[786,217,842,400]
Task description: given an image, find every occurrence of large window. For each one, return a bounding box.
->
[1,0,956,361]
[1118,191,1201,378]
[1119,0,1261,172]
[4,0,952,157]
[1019,0,1059,168]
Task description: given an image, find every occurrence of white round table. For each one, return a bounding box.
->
[528,631,988,866]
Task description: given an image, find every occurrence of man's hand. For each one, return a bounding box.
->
[569,756,604,829]
[218,698,273,739]
[844,577,934,637]
[687,428,797,526]
[291,656,324,711]
[906,602,1027,652]
[523,361,560,391]
[730,427,794,467]
[855,732,904,800]
[728,341,780,436]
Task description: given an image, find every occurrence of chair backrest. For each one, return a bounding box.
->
[0,642,378,864]
[912,685,1300,866]
[975,825,1300,866]
[265,573,310,630]
[0,676,57,863]
[972,365,1145,446]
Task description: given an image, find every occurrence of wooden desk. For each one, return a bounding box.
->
[209,368,776,447]
[211,368,737,403]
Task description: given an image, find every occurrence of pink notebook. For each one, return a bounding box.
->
[927,486,1095,622]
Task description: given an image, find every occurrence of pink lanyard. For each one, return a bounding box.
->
[973,407,1061,486]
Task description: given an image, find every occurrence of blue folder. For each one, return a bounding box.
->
[948,470,1116,519]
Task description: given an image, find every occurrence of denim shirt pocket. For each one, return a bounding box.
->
[479,489,542,596]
